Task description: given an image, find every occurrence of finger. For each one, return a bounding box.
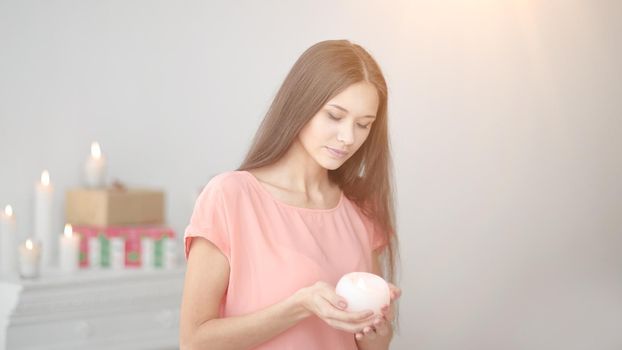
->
[327,317,376,334]
[318,297,375,322]
[318,284,377,322]
[381,304,395,322]
[313,281,353,312]
[318,306,377,332]
[310,287,370,320]
[316,283,351,311]
[388,284,402,301]
[363,326,377,340]
[323,305,376,322]
[373,317,390,336]
[388,283,401,295]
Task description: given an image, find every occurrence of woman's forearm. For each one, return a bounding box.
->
[181,291,310,350]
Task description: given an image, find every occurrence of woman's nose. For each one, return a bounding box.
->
[337,125,355,145]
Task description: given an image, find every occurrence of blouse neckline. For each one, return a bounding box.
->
[239,170,345,213]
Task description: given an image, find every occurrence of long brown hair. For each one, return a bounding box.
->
[237,39,400,328]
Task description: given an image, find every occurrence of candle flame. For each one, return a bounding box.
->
[64,224,73,238]
[41,170,50,186]
[26,239,33,250]
[91,142,102,159]
[4,205,12,217]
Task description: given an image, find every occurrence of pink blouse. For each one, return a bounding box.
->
[184,170,388,349]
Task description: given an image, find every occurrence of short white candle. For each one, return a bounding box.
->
[110,236,125,269]
[84,141,107,188]
[335,272,391,315]
[163,237,177,270]
[18,239,41,279]
[141,236,155,269]
[1,205,18,275]
[59,224,80,273]
[34,170,54,266]
[88,234,101,268]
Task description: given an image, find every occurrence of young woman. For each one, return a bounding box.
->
[180,39,401,350]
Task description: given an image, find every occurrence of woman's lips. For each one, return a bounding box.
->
[326,146,348,158]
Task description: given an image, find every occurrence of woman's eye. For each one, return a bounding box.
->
[328,112,371,129]
[328,113,341,121]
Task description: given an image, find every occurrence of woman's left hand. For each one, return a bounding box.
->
[355,283,401,341]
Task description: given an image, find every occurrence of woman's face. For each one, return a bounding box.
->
[298,81,379,170]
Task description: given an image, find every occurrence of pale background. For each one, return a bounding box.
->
[1,0,621,349]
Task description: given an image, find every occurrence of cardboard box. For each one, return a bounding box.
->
[66,188,165,226]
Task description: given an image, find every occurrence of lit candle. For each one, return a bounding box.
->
[34,170,54,266]
[18,239,41,279]
[84,141,107,188]
[335,272,391,315]
[1,205,18,275]
[59,224,80,273]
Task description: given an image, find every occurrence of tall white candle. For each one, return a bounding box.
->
[34,170,54,266]
[59,224,80,273]
[1,205,18,275]
[18,238,41,279]
[84,142,107,188]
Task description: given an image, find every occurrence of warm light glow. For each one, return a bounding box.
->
[64,224,73,238]
[4,205,12,217]
[41,170,50,186]
[356,277,369,290]
[26,239,33,250]
[91,142,102,159]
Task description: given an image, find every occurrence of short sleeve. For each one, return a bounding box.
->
[357,206,389,252]
[184,179,231,261]
[369,220,389,251]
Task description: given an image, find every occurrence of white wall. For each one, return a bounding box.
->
[1,1,620,349]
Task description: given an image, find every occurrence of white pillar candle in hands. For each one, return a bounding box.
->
[18,239,41,278]
[59,224,80,273]
[34,170,54,266]
[84,142,107,188]
[1,205,18,275]
[335,272,391,315]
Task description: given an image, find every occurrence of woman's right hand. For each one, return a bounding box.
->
[295,281,377,334]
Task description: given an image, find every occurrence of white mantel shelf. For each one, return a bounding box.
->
[0,267,185,350]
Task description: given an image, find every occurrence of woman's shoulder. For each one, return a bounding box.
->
[204,170,247,188]
[201,170,252,198]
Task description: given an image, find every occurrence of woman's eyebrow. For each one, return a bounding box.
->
[327,104,376,119]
